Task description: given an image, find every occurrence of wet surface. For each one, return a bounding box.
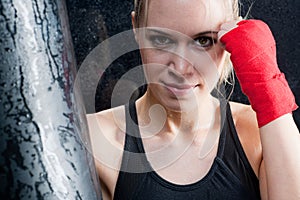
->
[0,0,101,199]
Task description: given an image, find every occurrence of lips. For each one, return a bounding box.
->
[162,82,198,96]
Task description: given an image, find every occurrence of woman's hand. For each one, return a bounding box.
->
[218,19,298,127]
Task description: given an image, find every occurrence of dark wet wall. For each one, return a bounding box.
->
[66,0,300,127]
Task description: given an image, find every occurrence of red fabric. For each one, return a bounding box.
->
[220,20,298,127]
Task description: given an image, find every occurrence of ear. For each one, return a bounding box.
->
[131,11,139,43]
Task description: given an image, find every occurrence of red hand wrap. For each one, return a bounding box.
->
[220,20,298,127]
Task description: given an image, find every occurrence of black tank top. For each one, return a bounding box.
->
[114,100,261,200]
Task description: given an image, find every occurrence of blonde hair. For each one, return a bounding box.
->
[133,0,149,27]
[134,0,239,90]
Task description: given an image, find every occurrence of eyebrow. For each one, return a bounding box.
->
[146,28,218,37]
[146,28,173,36]
[193,31,218,37]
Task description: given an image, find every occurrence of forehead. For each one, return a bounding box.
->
[146,0,228,35]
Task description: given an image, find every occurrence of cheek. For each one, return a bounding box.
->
[140,49,169,82]
[194,47,226,89]
[191,44,226,69]
[144,65,157,83]
[211,47,227,73]
[140,48,169,64]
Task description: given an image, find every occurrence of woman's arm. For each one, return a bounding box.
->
[219,19,300,199]
[260,114,300,199]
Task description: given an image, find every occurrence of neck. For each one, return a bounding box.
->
[136,90,219,135]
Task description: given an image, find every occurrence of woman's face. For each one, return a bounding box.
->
[135,0,228,111]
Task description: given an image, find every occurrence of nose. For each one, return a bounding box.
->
[168,47,194,78]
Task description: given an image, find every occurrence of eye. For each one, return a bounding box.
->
[194,36,216,48]
[148,35,174,47]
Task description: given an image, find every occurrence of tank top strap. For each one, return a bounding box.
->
[123,101,143,153]
[220,101,260,196]
[120,101,149,171]
[113,102,149,200]
[213,97,228,159]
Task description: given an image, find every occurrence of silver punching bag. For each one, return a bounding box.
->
[0,0,102,199]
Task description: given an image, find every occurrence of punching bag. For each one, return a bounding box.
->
[0,0,102,199]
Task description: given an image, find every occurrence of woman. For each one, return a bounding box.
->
[87,0,300,199]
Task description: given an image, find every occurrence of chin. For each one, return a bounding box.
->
[148,84,210,112]
[159,95,200,113]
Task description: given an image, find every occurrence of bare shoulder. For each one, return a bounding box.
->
[86,106,126,148]
[86,106,126,199]
[229,101,257,130]
[229,101,263,177]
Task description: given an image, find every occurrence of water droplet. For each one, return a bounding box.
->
[39,172,47,180]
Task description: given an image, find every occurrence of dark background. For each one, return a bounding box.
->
[66,0,300,128]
